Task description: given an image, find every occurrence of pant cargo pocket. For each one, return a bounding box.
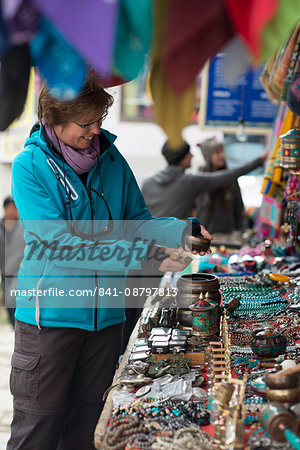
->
[10,351,40,400]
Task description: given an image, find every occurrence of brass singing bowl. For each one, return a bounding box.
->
[264,372,299,389]
[267,385,300,403]
[177,273,220,294]
[185,235,211,252]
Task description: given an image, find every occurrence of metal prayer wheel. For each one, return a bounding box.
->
[279,127,300,170]
[189,299,220,339]
[259,402,298,443]
[215,382,235,406]
[225,296,241,313]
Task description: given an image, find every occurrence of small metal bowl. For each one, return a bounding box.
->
[177,273,220,294]
[264,372,299,389]
[267,385,300,403]
[185,235,211,252]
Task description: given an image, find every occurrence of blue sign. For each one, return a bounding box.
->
[205,53,278,129]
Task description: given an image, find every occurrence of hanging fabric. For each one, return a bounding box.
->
[0,1,12,58]
[0,43,31,131]
[281,27,300,102]
[261,0,300,61]
[273,24,300,92]
[260,50,282,103]
[287,53,300,114]
[30,17,86,99]
[163,0,234,95]
[1,0,39,46]
[114,0,152,81]
[257,196,283,239]
[31,0,118,76]
[261,107,296,197]
[224,0,278,60]
[149,0,195,149]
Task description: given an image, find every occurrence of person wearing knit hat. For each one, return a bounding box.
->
[197,136,224,170]
[195,137,248,236]
[141,139,268,219]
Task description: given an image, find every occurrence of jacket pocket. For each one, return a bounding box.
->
[10,351,40,399]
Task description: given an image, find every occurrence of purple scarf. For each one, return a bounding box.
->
[43,123,101,174]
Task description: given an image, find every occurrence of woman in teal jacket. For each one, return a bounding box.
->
[7,73,212,449]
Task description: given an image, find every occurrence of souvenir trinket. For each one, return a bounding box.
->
[159,308,177,328]
[150,327,172,336]
[215,382,235,406]
[134,338,148,347]
[169,339,187,352]
[189,299,220,339]
[172,328,191,337]
[148,333,170,348]
[269,273,291,283]
[259,402,299,443]
[151,339,169,354]
[250,328,287,357]
[135,385,152,398]
[185,234,211,252]
[170,334,187,342]
[177,273,220,295]
[265,371,299,390]
[176,273,221,329]
[124,361,149,376]
[132,345,150,353]
[129,350,151,362]
[280,127,300,170]
[225,296,241,313]
[266,386,300,404]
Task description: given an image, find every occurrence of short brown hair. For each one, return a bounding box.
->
[38,73,114,128]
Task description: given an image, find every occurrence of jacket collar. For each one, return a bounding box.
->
[26,123,117,160]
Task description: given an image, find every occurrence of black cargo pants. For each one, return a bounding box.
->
[7,320,123,450]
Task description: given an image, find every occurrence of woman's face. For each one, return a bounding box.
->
[210,146,225,169]
[54,116,103,150]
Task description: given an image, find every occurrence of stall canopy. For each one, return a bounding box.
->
[0,0,299,147]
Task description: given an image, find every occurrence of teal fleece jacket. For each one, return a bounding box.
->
[11,127,187,331]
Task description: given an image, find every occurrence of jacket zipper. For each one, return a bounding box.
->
[82,182,98,332]
[52,161,99,332]
[63,162,99,331]
[90,194,99,332]
[43,133,112,332]
[73,177,98,331]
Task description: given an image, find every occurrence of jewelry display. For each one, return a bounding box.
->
[152,427,215,450]
[97,267,300,450]
[103,415,147,450]
[248,428,293,449]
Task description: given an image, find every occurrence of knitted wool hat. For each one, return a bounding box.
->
[161,141,190,165]
[197,137,223,164]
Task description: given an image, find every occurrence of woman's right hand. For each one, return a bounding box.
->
[158,247,192,272]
